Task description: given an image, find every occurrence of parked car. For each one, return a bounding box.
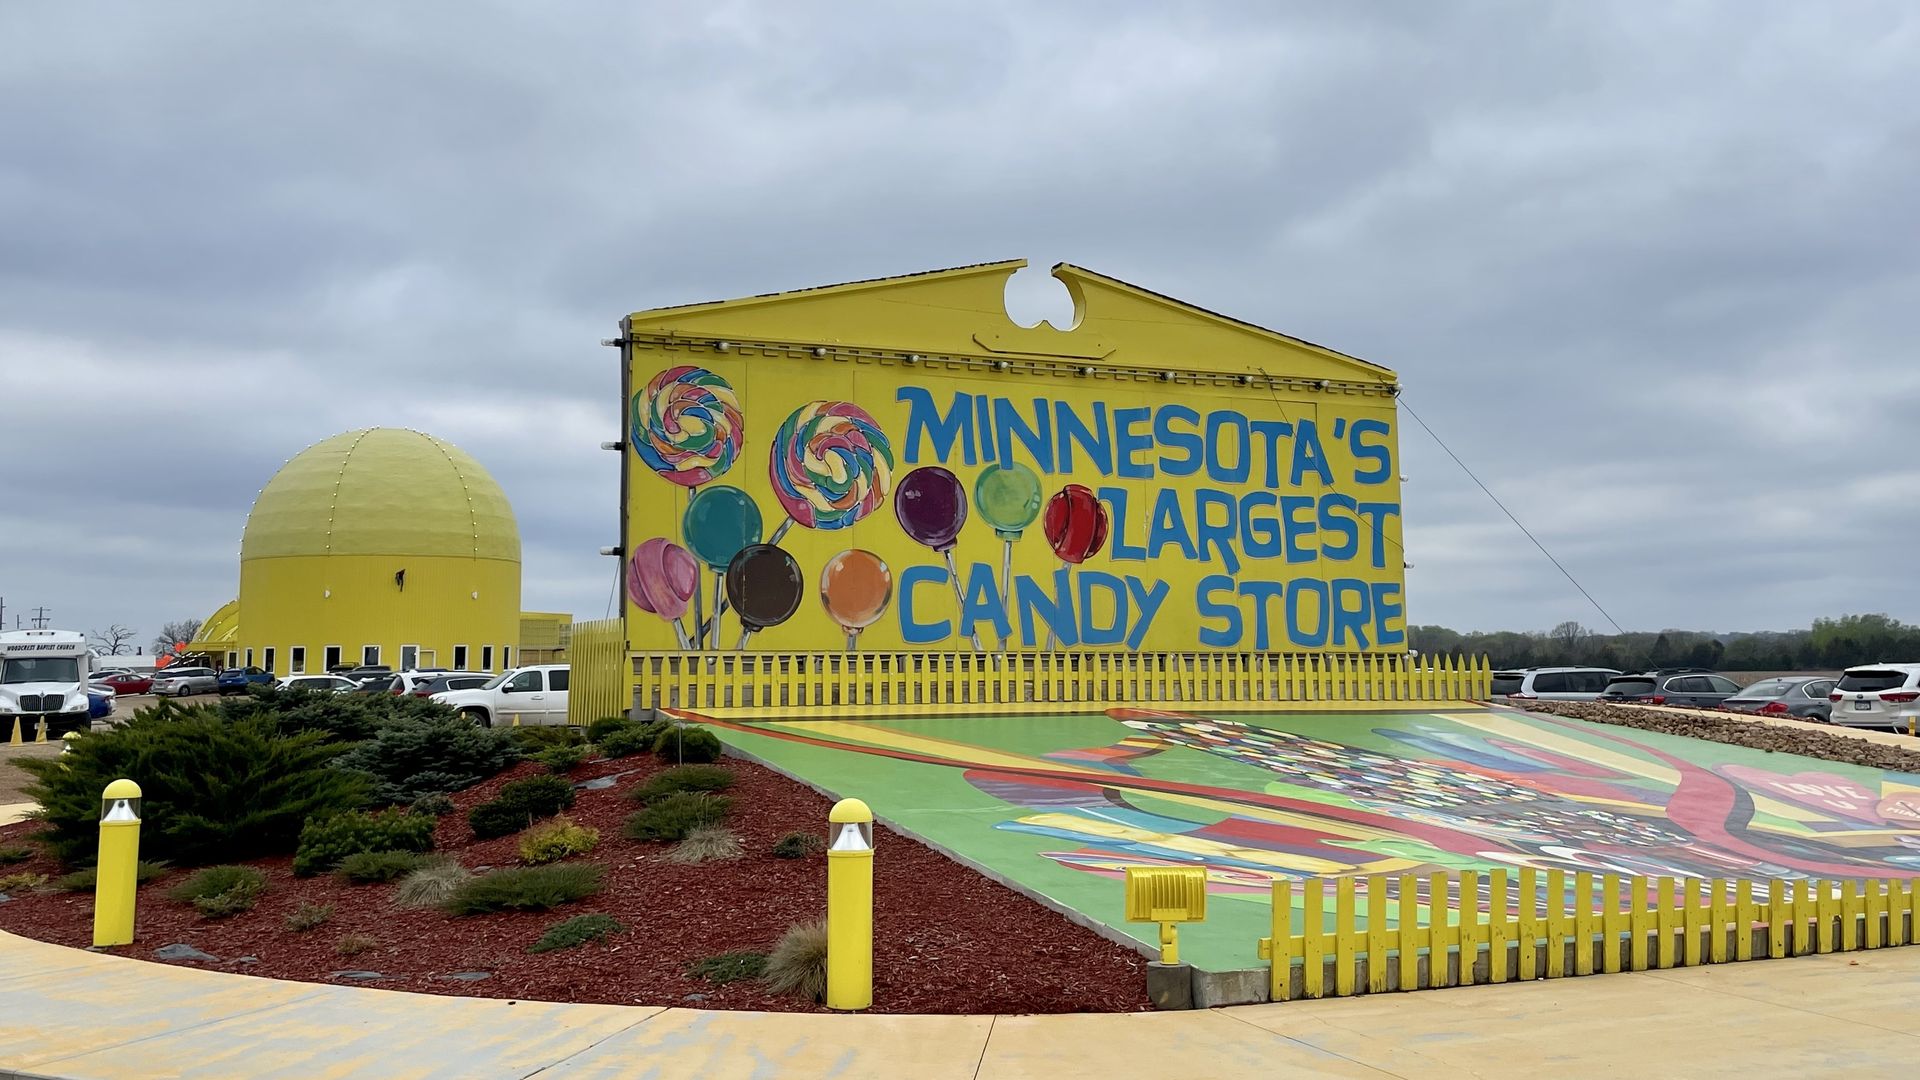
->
[150,666,219,697]
[388,670,489,697]
[1720,676,1836,722]
[277,674,361,693]
[87,690,113,721]
[216,666,275,695]
[1491,667,1622,701]
[1828,664,1920,732]
[1599,669,1744,709]
[431,665,570,727]
[90,671,153,695]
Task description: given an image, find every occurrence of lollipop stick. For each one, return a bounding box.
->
[844,630,859,652]
[690,570,707,653]
[768,517,794,546]
[709,570,727,649]
[737,629,755,651]
[1045,558,1064,652]
[998,538,1016,652]
[942,548,984,650]
[669,618,692,651]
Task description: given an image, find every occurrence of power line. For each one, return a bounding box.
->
[1397,397,1626,635]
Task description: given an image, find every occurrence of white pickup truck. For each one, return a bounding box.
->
[431,664,570,727]
[0,629,93,739]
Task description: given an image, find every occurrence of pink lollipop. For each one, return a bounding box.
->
[628,537,699,648]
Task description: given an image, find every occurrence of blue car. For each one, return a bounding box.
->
[216,666,275,695]
[87,691,112,721]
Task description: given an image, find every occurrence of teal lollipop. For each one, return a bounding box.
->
[974,463,1043,650]
[683,485,763,649]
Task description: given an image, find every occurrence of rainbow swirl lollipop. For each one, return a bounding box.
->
[767,401,892,539]
[631,365,743,487]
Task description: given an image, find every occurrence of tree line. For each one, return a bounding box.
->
[1409,613,1920,673]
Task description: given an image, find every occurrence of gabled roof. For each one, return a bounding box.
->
[626,260,1394,384]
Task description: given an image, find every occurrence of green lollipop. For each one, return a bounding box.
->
[974,463,1043,650]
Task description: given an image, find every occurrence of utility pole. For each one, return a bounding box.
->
[0,597,6,629]
[30,607,51,629]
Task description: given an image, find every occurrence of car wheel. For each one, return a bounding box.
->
[460,708,490,728]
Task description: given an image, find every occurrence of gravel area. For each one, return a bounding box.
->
[0,753,1150,1014]
[1521,700,1920,774]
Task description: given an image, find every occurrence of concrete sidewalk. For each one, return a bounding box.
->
[4,931,1920,1078]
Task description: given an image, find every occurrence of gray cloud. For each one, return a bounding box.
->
[2,1,1915,642]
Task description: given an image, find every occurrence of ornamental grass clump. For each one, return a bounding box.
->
[630,764,734,803]
[621,792,731,842]
[689,950,767,985]
[763,919,829,1002]
[335,933,377,957]
[168,864,266,918]
[285,902,334,932]
[293,808,435,876]
[771,832,824,859]
[527,913,625,954]
[517,816,600,865]
[443,863,605,916]
[666,825,742,865]
[393,858,473,908]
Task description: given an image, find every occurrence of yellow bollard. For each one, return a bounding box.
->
[92,779,143,947]
[826,797,874,1011]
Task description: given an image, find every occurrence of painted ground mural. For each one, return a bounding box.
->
[696,707,1920,972]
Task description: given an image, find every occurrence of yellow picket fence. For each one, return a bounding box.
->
[1257,871,1919,1001]
[629,651,1491,717]
[565,619,632,727]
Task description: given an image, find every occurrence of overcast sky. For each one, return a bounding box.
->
[3,1,1915,646]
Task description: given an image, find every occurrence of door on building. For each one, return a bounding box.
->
[324,646,342,672]
[263,647,276,675]
[400,645,419,672]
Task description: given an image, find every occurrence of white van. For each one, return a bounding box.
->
[0,629,94,738]
[431,664,570,727]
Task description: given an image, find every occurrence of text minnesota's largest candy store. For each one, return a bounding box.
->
[617,261,1406,657]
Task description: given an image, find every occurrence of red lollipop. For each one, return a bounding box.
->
[1043,484,1109,564]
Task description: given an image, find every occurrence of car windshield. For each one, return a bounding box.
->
[2,657,82,684]
[1839,670,1913,693]
[1605,678,1658,695]
[1734,679,1799,698]
[481,672,510,690]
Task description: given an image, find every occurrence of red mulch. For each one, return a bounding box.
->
[0,753,1150,1014]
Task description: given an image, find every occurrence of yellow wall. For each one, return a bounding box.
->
[238,554,520,672]
[622,262,1405,654]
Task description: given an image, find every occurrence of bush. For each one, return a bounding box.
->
[443,863,605,916]
[335,933,376,957]
[408,793,456,817]
[586,716,633,742]
[622,792,730,842]
[332,713,521,806]
[335,850,431,884]
[222,687,454,744]
[509,726,585,752]
[527,913,624,954]
[51,861,169,892]
[285,902,334,932]
[393,859,472,908]
[592,724,654,759]
[533,745,587,774]
[294,809,436,876]
[0,844,35,864]
[16,703,369,867]
[689,951,767,985]
[632,764,734,802]
[168,865,265,918]
[467,775,577,839]
[0,871,48,892]
[517,816,600,865]
[772,832,824,860]
[667,825,742,865]
[651,724,724,764]
[763,919,829,1001]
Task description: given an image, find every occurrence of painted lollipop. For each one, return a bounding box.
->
[627,537,699,649]
[725,544,804,650]
[974,462,1043,649]
[682,485,763,649]
[895,466,981,650]
[767,400,893,543]
[820,549,892,651]
[631,365,743,487]
[1042,484,1110,650]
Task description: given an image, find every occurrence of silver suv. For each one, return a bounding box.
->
[1491,667,1621,701]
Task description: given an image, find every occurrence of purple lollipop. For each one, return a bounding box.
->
[628,537,698,649]
[894,466,980,649]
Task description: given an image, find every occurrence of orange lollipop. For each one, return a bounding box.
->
[820,549,893,651]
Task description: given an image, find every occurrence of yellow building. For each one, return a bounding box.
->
[188,428,558,675]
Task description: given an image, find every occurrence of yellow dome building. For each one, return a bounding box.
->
[188,428,559,677]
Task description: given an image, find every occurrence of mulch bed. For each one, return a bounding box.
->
[1521,700,1920,773]
[0,752,1149,1014]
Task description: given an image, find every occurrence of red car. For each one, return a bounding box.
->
[92,671,154,695]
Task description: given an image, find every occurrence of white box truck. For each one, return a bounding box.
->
[0,629,93,739]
